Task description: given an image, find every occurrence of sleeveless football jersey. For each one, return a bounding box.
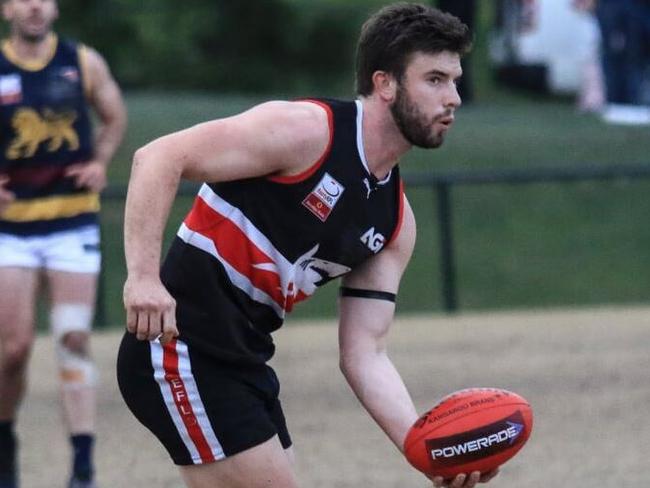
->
[161,99,404,365]
[0,35,95,235]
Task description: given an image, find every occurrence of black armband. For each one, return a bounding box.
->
[339,286,396,302]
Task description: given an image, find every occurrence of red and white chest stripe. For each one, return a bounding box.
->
[178,184,309,317]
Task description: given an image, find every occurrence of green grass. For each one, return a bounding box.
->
[97,91,650,326]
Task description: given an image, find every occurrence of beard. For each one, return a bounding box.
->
[17,25,50,43]
[15,17,52,43]
[19,31,48,43]
[390,84,446,149]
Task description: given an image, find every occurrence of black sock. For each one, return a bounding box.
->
[0,421,17,478]
[70,434,94,481]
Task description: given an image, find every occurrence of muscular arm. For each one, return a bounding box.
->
[65,46,127,191]
[338,198,418,450]
[84,46,127,167]
[123,101,329,341]
[339,199,501,488]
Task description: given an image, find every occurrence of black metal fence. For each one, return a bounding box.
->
[402,163,650,312]
[97,163,650,325]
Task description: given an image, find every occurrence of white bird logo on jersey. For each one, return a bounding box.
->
[292,244,351,295]
[253,244,350,306]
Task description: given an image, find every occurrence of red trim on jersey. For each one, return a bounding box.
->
[387,179,405,245]
[267,99,334,184]
[162,339,216,463]
[291,290,309,307]
[184,197,287,309]
[6,164,68,186]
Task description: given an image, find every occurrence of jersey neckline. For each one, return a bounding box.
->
[1,33,58,72]
[354,99,392,187]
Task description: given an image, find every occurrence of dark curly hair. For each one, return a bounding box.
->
[355,3,472,96]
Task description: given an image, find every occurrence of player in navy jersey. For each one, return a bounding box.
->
[0,1,126,487]
[119,4,496,488]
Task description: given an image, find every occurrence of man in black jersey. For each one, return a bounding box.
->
[0,1,126,488]
[119,4,497,488]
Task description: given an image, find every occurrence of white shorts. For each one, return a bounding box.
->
[0,225,101,274]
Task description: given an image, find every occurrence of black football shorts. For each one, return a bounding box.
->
[117,332,292,465]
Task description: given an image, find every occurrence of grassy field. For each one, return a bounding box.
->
[97,91,650,326]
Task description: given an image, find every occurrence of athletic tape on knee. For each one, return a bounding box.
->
[50,303,93,341]
[51,304,96,389]
[57,343,97,389]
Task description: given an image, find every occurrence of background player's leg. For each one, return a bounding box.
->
[179,436,299,488]
[0,266,39,487]
[46,270,98,487]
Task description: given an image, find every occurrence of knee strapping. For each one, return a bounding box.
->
[50,304,96,389]
[56,343,97,389]
[50,304,93,340]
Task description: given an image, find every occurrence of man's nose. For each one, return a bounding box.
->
[445,83,462,109]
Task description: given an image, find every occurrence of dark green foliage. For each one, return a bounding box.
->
[53,0,394,93]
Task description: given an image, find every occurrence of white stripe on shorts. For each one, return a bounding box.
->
[150,338,225,463]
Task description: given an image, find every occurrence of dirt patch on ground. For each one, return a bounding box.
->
[16,306,650,487]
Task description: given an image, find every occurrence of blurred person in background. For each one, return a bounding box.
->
[0,0,126,487]
[118,3,500,488]
[595,0,650,124]
[572,0,605,112]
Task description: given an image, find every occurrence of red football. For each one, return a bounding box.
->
[404,388,533,479]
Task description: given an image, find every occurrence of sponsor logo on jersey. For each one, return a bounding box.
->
[0,74,22,105]
[426,411,526,466]
[302,172,345,222]
[59,66,80,83]
[360,226,385,253]
[363,177,374,198]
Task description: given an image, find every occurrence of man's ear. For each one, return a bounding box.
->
[372,71,397,103]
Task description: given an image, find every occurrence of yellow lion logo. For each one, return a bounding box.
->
[6,108,80,160]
